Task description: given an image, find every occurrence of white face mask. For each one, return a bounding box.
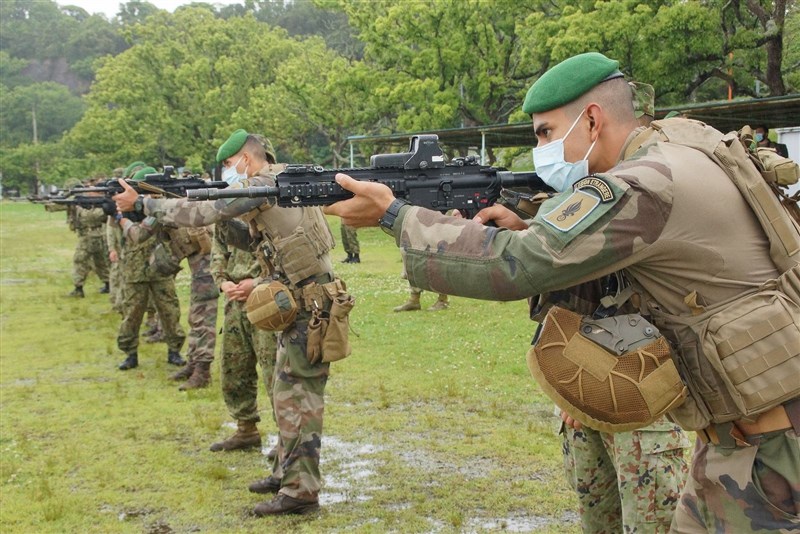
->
[221,155,247,185]
[532,109,597,193]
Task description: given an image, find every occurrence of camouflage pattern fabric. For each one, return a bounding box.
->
[562,418,689,533]
[671,430,800,533]
[107,219,124,313]
[212,223,277,423]
[117,231,185,353]
[389,119,787,524]
[185,252,218,364]
[270,310,329,501]
[341,223,360,255]
[220,298,277,422]
[72,207,110,286]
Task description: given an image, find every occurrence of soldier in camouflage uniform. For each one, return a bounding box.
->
[68,204,111,297]
[115,130,347,516]
[209,220,278,452]
[324,52,800,532]
[115,167,186,371]
[106,167,126,312]
[531,279,689,533]
[394,285,449,312]
[340,223,360,263]
[123,217,218,389]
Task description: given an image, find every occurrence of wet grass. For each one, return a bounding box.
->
[0,201,579,533]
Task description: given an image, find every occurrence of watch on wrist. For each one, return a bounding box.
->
[134,195,144,213]
[379,198,410,230]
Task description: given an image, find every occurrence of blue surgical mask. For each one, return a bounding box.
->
[532,109,597,193]
[755,133,765,143]
[221,155,247,185]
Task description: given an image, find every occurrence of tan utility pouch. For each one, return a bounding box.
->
[691,288,800,418]
[273,228,325,285]
[527,306,687,433]
[245,280,298,331]
[306,284,355,365]
[187,226,212,254]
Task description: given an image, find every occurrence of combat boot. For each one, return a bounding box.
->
[428,296,449,311]
[341,253,353,263]
[170,359,195,381]
[167,350,186,366]
[349,254,360,264]
[99,282,110,294]
[253,494,319,516]
[179,361,210,390]
[209,420,261,452]
[248,475,281,494]
[118,352,138,371]
[68,286,85,298]
[393,294,421,312]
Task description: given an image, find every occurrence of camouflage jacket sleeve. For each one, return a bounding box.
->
[210,224,231,287]
[106,218,122,252]
[142,174,276,227]
[393,147,673,301]
[121,216,159,244]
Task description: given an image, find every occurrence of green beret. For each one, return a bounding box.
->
[124,161,147,178]
[131,166,156,182]
[216,129,248,163]
[522,52,623,114]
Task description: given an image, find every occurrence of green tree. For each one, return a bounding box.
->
[0,82,85,146]
[66,7,306,170]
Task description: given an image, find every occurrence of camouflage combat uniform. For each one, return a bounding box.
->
[531,280,689,533]
[389,119,799,532]
[124,217,218,367]
[341,223,359,255]
[106,217,124,313]
[211,223,277,425]
[71,206,110,288]
[141,163,342,504]
[117,219,185,356]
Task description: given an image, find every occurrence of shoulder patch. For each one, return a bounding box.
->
[542,190,601,232]
[573,176,614,202]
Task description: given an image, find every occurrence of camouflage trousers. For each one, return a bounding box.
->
[340,224,360,255]
[671,428,800,533]
[117,279,185,354]
[73,234,109,286]
[220,298,277,422]
[561,417,690,533]
[271,317,329,501]
[109,260,123,313]
[186,254,218,365]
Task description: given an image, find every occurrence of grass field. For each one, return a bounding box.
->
[0,201,580,533]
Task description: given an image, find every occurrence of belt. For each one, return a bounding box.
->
[698,399,800,448]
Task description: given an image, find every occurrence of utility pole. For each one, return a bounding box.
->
[32,101,40,194]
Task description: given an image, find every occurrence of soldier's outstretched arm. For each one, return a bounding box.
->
[113,178,268,228]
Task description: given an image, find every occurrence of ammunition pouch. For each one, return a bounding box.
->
[165,226,201,260]
[304,278,355,364]
[186,226,212,255]
[651,273,800,430]
[245,280,298,331]
[272,226,332,286]
[148,242,182,277]
[527,306,687,433]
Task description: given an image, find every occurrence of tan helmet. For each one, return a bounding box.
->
[246,280,298,331]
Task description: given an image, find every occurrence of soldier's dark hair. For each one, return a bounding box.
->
[243,134,276,164]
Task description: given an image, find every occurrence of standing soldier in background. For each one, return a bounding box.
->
[209,219,278,453]
[114,129,355,516]
[115,166,186,371]
[67,194,111,298]
[340,223,360,263]
[107,167,126,313]
[122,213,218,389]
[394,285,449,312]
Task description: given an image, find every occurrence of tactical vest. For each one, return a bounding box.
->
[237,165,335,290]
[623,118,800,430]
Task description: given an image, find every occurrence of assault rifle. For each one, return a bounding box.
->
[70,166,228,199]
[186,135,551,219]
[46,195,140,220]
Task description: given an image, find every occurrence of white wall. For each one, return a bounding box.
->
[776,127,800,197]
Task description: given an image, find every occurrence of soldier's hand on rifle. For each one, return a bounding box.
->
[322,173,395,228]
[113,179,138,212]
[473,205,527,230]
